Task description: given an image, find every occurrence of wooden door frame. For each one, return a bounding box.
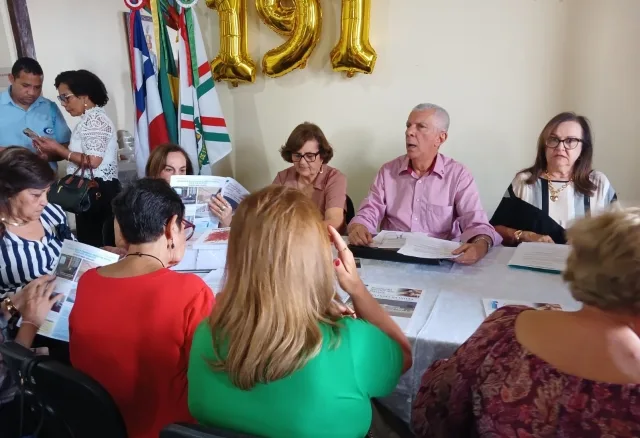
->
[6,0,35,58]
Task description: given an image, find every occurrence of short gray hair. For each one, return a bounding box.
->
[564,207,640,314]
[412,103,450,131]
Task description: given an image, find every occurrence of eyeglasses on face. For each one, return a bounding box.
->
[182,219,196,241]
[291,151,321,163]
[545,136,583,150]
[56,93,76,104]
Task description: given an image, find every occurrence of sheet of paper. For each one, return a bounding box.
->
[202,269,225,295]
[344,284,423,331]
[483,298,564,317]
[508,242,571,273]
[371,231,408,249]
[20,241,120,342]
[193,227,230,249]
[397,234,461,259]
[170,175,249,231]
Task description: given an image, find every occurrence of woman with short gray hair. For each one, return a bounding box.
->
[412,208,640,437]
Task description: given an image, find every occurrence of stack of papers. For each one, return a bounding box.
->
[508,242,571,273]
[371,231,460,260]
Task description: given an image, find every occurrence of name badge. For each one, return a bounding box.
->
[44,127,54,135]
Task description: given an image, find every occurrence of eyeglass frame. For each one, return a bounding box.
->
[291,151,321,163]
[56,93,76,104]
[182,218,196,241]
[545,136,583,150]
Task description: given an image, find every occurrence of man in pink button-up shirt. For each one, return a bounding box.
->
[348,104,502,264]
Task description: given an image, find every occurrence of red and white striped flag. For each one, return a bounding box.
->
[130,10,169,177]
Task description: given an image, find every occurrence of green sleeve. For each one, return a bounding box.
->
[343,318,404,398]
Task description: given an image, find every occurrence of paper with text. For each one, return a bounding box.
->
[371,231,408,249]
[345,284,423,331]
[202,269,225,295]
[20,240,120,342]
[398,234,461,259]
[508,242,571,273]
[483,298,564,317]
[170,175,249,231]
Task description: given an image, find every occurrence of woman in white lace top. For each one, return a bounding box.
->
[34,70,120,247]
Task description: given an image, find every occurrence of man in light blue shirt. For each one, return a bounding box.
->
[0,57,71,170]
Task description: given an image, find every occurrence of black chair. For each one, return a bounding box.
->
[161,423,263,438]
[346,194,356,225]
[0,341,128,438]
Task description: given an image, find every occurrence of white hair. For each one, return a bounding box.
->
[412,103,450,131]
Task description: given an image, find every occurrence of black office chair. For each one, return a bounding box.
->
[161,423,263,438]
[346,194,356,225]
[0,341,128,438]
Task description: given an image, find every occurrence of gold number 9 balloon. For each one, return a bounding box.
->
[205,0,256,86]
[257,0,322,78]
[330,0,377,78]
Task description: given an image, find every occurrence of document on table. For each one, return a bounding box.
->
[202,269,225,295]
[397,234,461,259]
[483,298,564,317]
[170,175,249,230]
[344,284,424,331]
[508,242,571,273]
[371,231,409,249]
[19,240,120,342]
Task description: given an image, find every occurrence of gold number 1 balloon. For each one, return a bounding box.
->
[206,0,256,86]
[330,0,377,78]
[259,0,322,78]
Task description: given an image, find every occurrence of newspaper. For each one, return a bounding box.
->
[483,298,564,317]
[193,227,230,249]
[170,175,249,230]
[345,284,423,331]
[20,240,120,342]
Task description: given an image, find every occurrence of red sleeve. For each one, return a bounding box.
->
[183,284,214,354]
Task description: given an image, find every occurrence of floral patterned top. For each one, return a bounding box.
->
[412,306,640,438]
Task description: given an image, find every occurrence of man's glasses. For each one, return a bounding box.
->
[56,93,75,104]
[545,136,583,150]
[291,151,321,163]
[183,219,196,241]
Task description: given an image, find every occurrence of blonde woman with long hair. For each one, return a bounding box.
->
[188,185,412,438]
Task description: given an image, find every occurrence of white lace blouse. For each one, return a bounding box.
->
[66,107,119,181]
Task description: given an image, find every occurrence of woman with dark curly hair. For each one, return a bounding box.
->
[34,69,120,247]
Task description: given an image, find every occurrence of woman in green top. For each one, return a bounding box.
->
[188,185,413,438]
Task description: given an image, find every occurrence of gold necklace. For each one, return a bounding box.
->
[545,171,572,202]
[0,217,27,227]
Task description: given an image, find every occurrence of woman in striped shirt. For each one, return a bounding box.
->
[0,148,75,298]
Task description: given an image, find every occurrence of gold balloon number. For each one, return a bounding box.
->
[206,0,376,84]
[331,0,376,77]
[258,0,322,78]
[206,0,257,86]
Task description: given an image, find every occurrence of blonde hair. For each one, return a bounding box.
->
[564,207,640,313]
[208,185,339,389]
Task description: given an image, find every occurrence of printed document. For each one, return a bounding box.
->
[344,284,423,330]
[170,175,249,230]
[483,298,564,317]
[193,227,230,249]
[508,242,571,273]
[397,234,461,259]
[21,240,120,342]
[371,231,409,249]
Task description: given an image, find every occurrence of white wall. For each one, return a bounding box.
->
[0,0,17,69]
[26,0,639,214]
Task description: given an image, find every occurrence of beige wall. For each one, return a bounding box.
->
[26,0,639,214]
[0,0,17,71]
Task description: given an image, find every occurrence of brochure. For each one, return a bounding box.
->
[508,242,571,273]
[344,284,423,329]
[170,175,249,230]
[482,298,564,317]
[21,240,120,342]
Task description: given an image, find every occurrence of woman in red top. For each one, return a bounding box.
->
[69,178,214,438]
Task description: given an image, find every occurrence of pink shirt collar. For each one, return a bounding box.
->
[399,154,445,178]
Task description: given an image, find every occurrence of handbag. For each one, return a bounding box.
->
[48,154,101,214]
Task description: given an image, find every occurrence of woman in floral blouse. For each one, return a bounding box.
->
[412,208,640,437]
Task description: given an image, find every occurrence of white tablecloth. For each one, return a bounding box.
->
[177,245,580,425]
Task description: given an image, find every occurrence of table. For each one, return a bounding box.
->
[177,245,580,425]
[360,246,581,425]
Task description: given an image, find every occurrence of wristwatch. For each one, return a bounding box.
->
[472,235,492,249]
[514,230,523,243]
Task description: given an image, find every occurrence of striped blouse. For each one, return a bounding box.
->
[0,203,73,298]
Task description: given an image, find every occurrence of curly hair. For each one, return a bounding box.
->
[279,122,334,164]
[564,207,640,313]
[54,69,109,107]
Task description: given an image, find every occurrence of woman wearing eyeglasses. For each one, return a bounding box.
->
[273,122,347,232]
[69,178,212,438]
[33,69,119,248]
[490,112,616,245]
